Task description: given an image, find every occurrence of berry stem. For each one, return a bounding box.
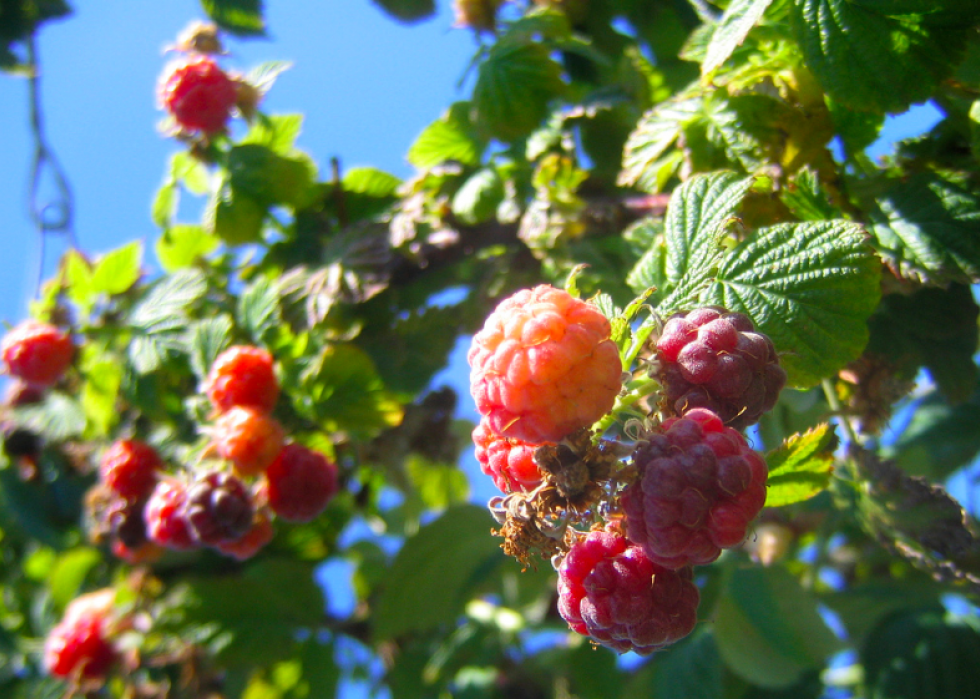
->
[821,378,861,448]
[591,375,660,436]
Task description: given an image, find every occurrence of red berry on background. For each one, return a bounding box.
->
[655,307,786,430]
[1,320,73,388]
[144,479,198,551]
[213,406,285,477]
[215,508,274,560]
[557,528,699,655]
[185,471,254,545]
[472,418,543,493]
[44,611,116,679]
[99,440,162,502]
[468,285,623,444]
[204,345,279,414]
[265,443,338,522]
[158,55,238,135]
[621,408,768,569]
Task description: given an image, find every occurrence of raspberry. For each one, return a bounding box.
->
[468,285,623,444]
[204,345,279,414]
[213,406,285,477]
[472,418,543,493]
[265,443,338,522]
[106,496,149,550]
[655,307,786,430]
[3,424,40,460]
[215,509,274,560]
[158,55,238,135]
[185,471,254,545]
[621,408,768,569]
[44,610,116,679]
[112,539,163,565]
[1,320,73,388]
[4,379,45,406]
[144,479,198,550]
[99,440,162,502]
[557,528,699,655]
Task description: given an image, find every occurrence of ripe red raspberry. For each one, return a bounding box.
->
[213,406,285,477]
[99,440,162,502]
[204,345,279,414]
[655,307,786,430]
[158,55,238,135]
[468,285,623,444]
[43,610,116,679]
[144,479,198,550]
[185,471,254,545]
[472,418,543,493]
[1,320,73,388]
[215,509,274,560]
[265,443,338,522]
[621,408,768,569]
[557,528,699,654]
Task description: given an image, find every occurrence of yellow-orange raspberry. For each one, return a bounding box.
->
[468,285,622,444]
[213,406,285,477]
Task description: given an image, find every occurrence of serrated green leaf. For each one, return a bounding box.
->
[703,0,775,76]
[243,61,293,97]
[473,41,566,142]
[714,566,841,689]
[237,277,281,342]
[91,241,142,296]
[199,0,265,36]
[452,167,504,225]
[619,93,701,192]
[370,0,435,23]
[131,269,208,329]
[187,316,234,381]
[791,0,974,113]
[228,144,316,208]
[408,102,486,169]
[156,225,220,272]
[11,392,86,441]
[871,174,980,285]
[654,171,754,312]
[240,113,302,154]
[374,505,504,639]
[702,220,880,387]
[765,424,836,507]
[63,250,95,312]
[780,168,841,222]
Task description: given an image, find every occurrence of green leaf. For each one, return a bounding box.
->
[199,0,265,36]
[237,276,281,342]
[343,167,401,198]
[156,224,220,272]
[713,566,841,689]
[653,171,755,312]
[703,220,881,387]
[152,180,178,228]
[241,113,303,155]
[871,174,980,285]
[702,0,775,76]
[11,392,86,442]
[408,102,486,169]
[171,151,211,195]
[63,250,95,313]
[374,505,504,639]
[765,424,836,507]
[208,190,267,246]
[79,347,123,437]
[186,316,234,381]
[243,62,293,98]
[619,93,702,192]
[451,167,504,225]
[791,0,975,113]
[473,41,566,142]
[370,0,436,23]
[131,269,208,330]
[228,144,316,208]
[888,386,980,480]
[780,168,842,222]
[406,455,470,511]
[48,548,101,610]
[91,241,142,296]
[625,629,726,699]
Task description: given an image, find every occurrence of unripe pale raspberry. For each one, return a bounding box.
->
[44,610,116,679]
[1,320,73,388]
[215,509,274,560]
[557,528,699,655]
[621,408,768,569]
[185,471,254,545]
[99,440,162,502]
[655,307,786,430]
[158,55,238,134]
[213,406,285,477]
[472,418,543,493]
[144,479,198,551]
[204,345,279,414]
[265,443,339,522]
[468,285,622,444]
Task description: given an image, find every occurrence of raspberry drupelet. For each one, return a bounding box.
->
[472,417,544,493]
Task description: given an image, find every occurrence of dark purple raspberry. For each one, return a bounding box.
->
[656,307,786,429]
[106,496,149,550]
[185,471,254,545]
[621,408,768,569]
[557,528,699,654]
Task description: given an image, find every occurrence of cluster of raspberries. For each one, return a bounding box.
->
[87,345,339,565]
[469,288,780,655]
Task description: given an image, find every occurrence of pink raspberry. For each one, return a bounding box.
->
[144,479,198,551]
[557,528,699,654]
[621,408,768,569]
[1,320,73,388]
[472,418,543,493]
[44,610,116,680]
[99,439,162,502]
[468,285,623,444]
[158,55,238,135]
[184,471,254,545]
[265,443,339,522]
[656,307,786,429]
[213,406,285,477]
[204,345,279,415]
